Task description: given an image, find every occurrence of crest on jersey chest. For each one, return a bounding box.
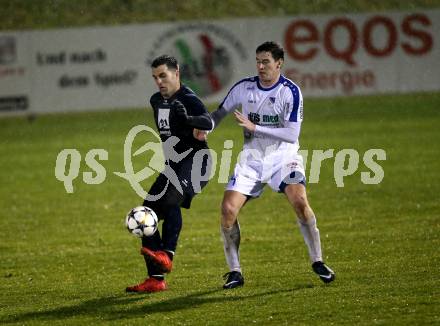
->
[263,93,279,111]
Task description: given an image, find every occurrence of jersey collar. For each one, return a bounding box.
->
[164,84,184,103]
[256,75,284,91]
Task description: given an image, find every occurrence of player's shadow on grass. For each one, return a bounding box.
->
[112,283,315,321]
[1,294,146,324]
[2,284,314,324]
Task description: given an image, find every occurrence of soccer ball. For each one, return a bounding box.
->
[125,206,158,238]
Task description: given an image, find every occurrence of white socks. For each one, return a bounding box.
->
[298,216,323,263]
[221,217,322,270]
[221,221,241,273]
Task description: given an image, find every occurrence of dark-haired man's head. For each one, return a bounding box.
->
[255,41,284,87]
[151,55,180,98]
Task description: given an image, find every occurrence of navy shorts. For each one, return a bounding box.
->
[144,151,212,211]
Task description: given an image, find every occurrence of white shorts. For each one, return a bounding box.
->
[226,152,306,197]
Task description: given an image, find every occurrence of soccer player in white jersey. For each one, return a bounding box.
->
[210,41,335,289]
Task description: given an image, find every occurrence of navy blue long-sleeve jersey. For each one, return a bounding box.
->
[150,85,212,156]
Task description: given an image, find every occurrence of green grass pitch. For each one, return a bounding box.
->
[0,92,439,325]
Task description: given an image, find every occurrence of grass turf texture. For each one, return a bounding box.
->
[0,92,439,325]
[1,0,440,30]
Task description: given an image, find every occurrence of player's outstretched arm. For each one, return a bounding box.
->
[173,100,213,130]
[186,112,213,130]
[210,107,229,130]
[254,123,301,144]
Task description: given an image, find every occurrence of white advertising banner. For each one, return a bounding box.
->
[0,9,439,114]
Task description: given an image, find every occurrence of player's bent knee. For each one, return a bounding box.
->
[221,201,236,217]
[291,195,309,217]
[221,201,239,225]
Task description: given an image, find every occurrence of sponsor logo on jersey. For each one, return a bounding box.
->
[262,115,279,123]
[247,112,279,126]
[159,119,168,129]
[158,108,171,136]
[248,112,260,123]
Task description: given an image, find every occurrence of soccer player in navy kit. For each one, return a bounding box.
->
[126,55,212,293]
[210,41,335,289]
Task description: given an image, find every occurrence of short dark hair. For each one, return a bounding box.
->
[151,55,179,70]
[256,41,284,61]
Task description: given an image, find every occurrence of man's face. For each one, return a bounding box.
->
[256,51,282,86]
[152,64,180,98]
